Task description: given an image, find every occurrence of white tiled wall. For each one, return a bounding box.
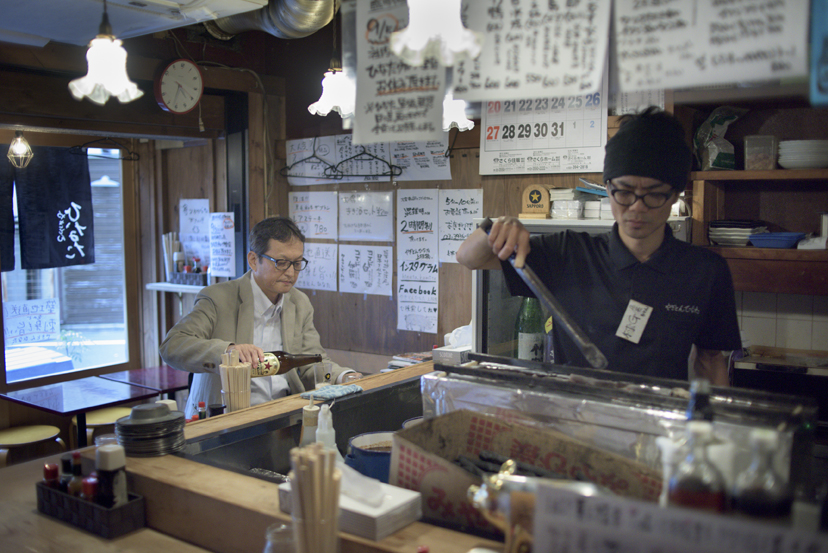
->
[738,292,828,351]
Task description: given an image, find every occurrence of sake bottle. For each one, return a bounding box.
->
[514,296,544,362]
[251,351,323,377]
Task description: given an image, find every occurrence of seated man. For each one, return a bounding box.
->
[161,216,358,417]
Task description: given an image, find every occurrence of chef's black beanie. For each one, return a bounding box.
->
[603,106,692,191]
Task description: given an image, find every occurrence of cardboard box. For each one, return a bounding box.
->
[390,410,662,535]
[432,345,471,366]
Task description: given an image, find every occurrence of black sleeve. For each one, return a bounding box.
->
[696,255,742,352]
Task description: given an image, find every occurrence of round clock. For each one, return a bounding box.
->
[154,59,204,114]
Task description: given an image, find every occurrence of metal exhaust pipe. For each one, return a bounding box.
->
[205,0,339,40]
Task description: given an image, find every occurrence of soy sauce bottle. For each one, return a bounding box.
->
[732,428,792,521]
[668,421,728,512]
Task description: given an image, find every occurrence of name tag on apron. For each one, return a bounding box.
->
[616,299,653,344]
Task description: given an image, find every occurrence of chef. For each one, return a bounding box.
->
[456,107,742,385]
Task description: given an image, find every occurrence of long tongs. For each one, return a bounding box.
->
[480,218,609,370]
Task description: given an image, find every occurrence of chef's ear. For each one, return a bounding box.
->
[247,251,258,270]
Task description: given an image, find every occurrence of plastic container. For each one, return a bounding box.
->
[744,135,777,170]
[749,232,806,249]
[36,482,145,538]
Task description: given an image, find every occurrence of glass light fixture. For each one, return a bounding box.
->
[7,131,33,169]
[68,0,143,105]
[390,0,483,67]
[309,6,355,119]
[442,90,474,132]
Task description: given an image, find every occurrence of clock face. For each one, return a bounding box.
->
[154,59,204,115]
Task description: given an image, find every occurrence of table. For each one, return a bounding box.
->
[98,364,190,398]
[0,377,159,448]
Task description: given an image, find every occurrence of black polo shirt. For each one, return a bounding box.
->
[502,224,742,380]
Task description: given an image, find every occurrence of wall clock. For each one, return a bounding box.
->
[154,59,204,114]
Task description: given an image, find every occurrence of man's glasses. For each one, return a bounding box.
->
[260,253,309,272]
[606,183,675,209]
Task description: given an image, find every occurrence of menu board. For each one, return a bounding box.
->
[453,0,611,101]
[296,243,338,292]
[179,198,210,267]
[478,69,609,175]
[339,245,392,296]
[438,189,483,263]
[391,138,452,182]
[397,260,438,333]
[338,191,394,242]
[208,212,236,278]
[614,0,810,92]
[288,191,338,239]
[396,189,439,333]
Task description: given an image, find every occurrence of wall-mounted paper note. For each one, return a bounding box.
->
[289,191,338,239]
[209,212,236,278]
[392,139,452,182]
[3,299,60,345]
[439,189,483,263]
[397,189,438,261]
[296,243,338,292]
[339,245,392,296]
[339,191,394,242]
[396,259,438,334]
[180,198,210,267]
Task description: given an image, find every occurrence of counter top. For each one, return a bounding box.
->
[0,364,503,553]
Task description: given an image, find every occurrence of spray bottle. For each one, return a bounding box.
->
[315,403,344,462]
[298,396,320,447]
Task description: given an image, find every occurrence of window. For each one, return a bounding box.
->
[2,148,136,385]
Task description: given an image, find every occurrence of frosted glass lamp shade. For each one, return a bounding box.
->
[443,91,474,132]
[308,70,356,118]
[390,0,483,67]
[69,36,143,105]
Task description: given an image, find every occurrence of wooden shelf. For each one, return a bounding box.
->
[710,247,828,261]
[691,168,828,181]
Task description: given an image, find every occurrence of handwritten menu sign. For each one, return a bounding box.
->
[397,260,438,333]
[392,138,452,182]
[334,135,392,181]
[339,245,392,296]
[353,0,445,144]
[179,198,210,267]
[339,191,394,242]
[285,136,338,186]
[439,189,483,263]
[296,243,338,292]
[479,66,609,175]
[453,0,611,101]
[396,189,438,261]
[289,191,338,239]
[610,89,665,115]
[209,212,236,278]
[614,0,809,93]
[3,299,60,345]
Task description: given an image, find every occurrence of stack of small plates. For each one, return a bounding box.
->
[778,140,828,169]
[115,403,186,457]
[708,220,768,246]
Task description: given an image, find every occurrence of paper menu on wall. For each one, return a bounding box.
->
[396,189,439,333]
[209,212,236,278]
[338,245,392,296]
[396,260,438,334]
[339,191,394,242]
[613,0,810,93]
[453,0,612,101]
[3,299,60,345]
[179,198,210,267]
[296,243,338,292]
[438,189,483,264]
[392,138,452,182]
[396,189,438,261]
[289,191,338,239]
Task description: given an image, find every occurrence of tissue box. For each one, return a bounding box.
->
[278,480,421,541]
[432,345,471,366]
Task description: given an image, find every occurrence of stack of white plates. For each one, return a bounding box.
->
[115,403,186,457]
[778,140,828,169]
[708,220,767,246]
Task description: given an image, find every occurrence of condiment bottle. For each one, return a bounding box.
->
[80,476,98,502]
[686,378,713,421]
[59,453,73,492]
[251,351,323,378]
[299,397,320,447]
[668,421,728,512]
[67,451,84,497]
[197,401,207,420]
[42,463,60,489]
[732,428,792,521]
[514,296,544,362]
[96,444,128,508]
[316,404,344,462]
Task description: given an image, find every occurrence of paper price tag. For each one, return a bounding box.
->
[615,299,653,344]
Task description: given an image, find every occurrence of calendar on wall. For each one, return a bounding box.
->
[479,73,608,175]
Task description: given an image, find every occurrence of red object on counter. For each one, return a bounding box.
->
[417,546,430,553]
[43,463,60,489]
[81,476,99,502]
[184,265,192,273]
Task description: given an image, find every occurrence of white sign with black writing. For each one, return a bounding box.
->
[438,188,483,263]
[209,212,236,278]
[392,138,452,182]
[397,189,438,261]
[614,0,810,93]
[338,245,393,296]
[3,299,60,346]
[180,198,211,267]
[397,259,438,333]
[289,191,338,240]
[453,0,612,101]
[285,136,338,186]
[353,0,445,144]
[296,243,338,292]
[479,68,609,175]
[338,191,394,242]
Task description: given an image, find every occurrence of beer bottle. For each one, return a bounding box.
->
[251,351,323,377]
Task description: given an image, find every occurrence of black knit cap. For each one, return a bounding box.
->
[603,107,692,191]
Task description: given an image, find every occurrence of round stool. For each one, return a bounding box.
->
[0,425,66,467]
[71,407,133,449]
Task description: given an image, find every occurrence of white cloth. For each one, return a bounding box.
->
[249,273,291,404]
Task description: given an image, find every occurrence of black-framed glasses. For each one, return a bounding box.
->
[260,253,309,272]
[606,183,675,209]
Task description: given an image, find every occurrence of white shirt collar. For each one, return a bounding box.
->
[250,272,283,319]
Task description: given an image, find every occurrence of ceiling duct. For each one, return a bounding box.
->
[205,0,338,40]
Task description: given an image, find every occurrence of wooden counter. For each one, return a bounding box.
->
[0,364,503,553]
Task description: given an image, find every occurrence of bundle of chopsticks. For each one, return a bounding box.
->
[289,443,341,553]
[161,231,181,277]
[219,350,251,412]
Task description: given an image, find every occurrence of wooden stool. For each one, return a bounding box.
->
[71,407,133,449]
[0,425,66,467]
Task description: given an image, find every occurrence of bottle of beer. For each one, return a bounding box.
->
[514,296,544,362]
[251,351,323,377]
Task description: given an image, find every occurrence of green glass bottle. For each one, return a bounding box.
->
[514,296,544,362]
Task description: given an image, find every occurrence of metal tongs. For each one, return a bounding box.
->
[480,217,609,370]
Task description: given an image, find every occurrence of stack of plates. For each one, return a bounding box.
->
[778,140,828,169]
[708,220,767,246]
[115,403,186,457]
